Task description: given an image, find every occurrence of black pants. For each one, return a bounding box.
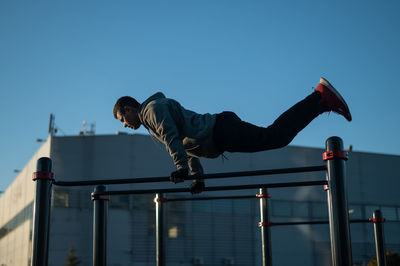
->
[213,92,324,153]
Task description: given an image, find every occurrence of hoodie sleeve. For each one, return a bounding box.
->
[142,103,189,171]
[188,156,204,176]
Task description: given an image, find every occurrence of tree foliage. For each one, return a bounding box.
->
[64,244,80,266]
[367,251,400,266]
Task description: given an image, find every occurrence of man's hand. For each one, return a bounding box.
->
[170,168,189,184]
[190,180,205,194]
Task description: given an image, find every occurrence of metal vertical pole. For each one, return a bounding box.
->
[258,188,272,266]
[92,185,109,266]
[324,137,352,266]
[31,157,54,266]
[155,193,166,266]
[373,210,387,266]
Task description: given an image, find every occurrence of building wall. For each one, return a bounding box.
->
[0,137,51,266]
[1,134,399,266]
[47,134,400,266]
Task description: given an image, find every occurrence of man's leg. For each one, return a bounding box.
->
[213,78,351,153]
[213,91,323,152]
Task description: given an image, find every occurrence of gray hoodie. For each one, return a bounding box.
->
[138,92,221,174]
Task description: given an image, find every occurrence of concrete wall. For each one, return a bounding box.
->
[0,137,51,266]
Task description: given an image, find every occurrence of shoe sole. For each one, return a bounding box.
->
[320,77,352,121]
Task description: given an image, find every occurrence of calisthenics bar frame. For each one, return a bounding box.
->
[31,136,353,266]
[93,180,328,196]
[93,182,325,266]
[151,195,387,266]
[53,165,327,186]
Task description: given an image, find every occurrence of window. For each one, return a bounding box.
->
[167,211,184,238]
[168,226,179,238]
[53,190,69,207]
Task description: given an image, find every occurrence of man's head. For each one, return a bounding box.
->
[113,96,142,130]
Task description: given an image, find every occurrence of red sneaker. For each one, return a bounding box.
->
[315,77,352,121]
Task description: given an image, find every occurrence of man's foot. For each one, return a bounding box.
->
[170,168,188,184]
[315,77,352,121]
[190,180,205,194]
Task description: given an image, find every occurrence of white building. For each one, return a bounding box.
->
[0,134,399,266]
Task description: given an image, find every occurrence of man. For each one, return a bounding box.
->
[113,77,351,194]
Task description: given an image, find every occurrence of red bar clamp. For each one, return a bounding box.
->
[323,150,349,161]
[256,193,271,198]
[32,171,55,181]
[154,197,168,203]
[258,221,274,227]
[91,194,110,201]
[369,217,386,223]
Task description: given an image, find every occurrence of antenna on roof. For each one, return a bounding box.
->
[90,121,96,136]
[79,120,96,136]
[48,114,57,136]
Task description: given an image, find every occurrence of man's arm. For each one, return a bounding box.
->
[188,156,203,176]
[143,104,189,171]
[188,156,205,194]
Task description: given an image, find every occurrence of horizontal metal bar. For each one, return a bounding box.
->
[166,195,257,202]
[94,180,328,196]
[53,165,327,187]
[349,219,374,224]
[270,219,371,227]
[272,221,330,226]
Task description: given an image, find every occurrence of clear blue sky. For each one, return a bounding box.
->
[1,0,399,192]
